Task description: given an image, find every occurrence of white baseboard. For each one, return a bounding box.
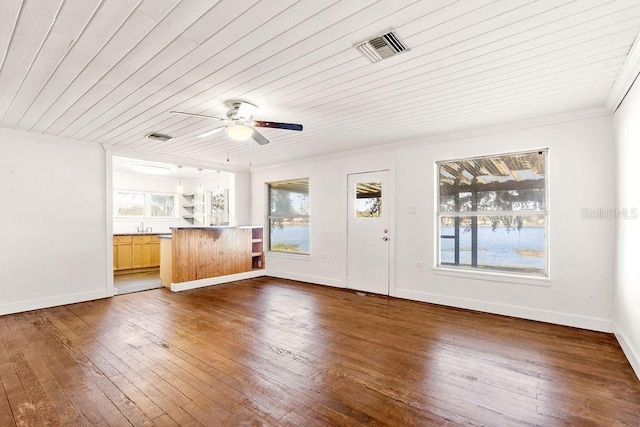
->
[170,270,266,292]
[614,322,640,381]
[0,289,111,316]
[265,269,344,288]
[393,288,613,333]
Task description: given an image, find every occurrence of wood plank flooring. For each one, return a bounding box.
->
[0,277,638,426]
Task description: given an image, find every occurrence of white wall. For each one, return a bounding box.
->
[0,129,108,315]
[613,79,640,379]
[251,115,616,332]
[235,170,252,225]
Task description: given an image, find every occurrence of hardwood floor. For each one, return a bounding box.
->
[0,278,638,426]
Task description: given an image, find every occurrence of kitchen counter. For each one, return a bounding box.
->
[113,232,169,236]
[169,225,259,230]
[170,226,264,284]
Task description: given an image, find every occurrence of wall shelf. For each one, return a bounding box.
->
[251,227,264,270]
[182,193,205,225]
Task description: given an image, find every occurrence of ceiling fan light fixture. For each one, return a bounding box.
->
[225,124,253,141]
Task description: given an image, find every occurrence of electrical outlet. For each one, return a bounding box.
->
[409,206,417,214]
[321,253,328,259]
[416,261,424,267]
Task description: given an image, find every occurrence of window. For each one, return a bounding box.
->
[150,194,175,217]
[437,150,548,276]
[210,189,230,225]
[355,181,382,217]
[116,192,145,216]
[268,179,309,254]
[115,191,178,218]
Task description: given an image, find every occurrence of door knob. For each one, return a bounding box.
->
[382,237,389,241]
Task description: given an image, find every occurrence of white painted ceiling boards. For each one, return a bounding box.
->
[1,0,639,168]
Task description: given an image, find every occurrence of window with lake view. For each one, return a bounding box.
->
[437,150,548,276]
[268,178,309,254]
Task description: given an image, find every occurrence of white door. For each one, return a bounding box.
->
[347,170,391,295]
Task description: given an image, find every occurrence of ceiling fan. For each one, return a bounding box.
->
[171,101,303,145]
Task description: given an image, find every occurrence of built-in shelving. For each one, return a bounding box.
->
[182,193,205,225]
[251,227,264,269]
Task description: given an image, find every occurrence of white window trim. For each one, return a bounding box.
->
[435,149,549,280]
[114,189,179,219]
[433,265,551,287]
[266,251,311,260]
[267,178,310,255]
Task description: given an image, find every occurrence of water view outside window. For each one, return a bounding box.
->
[150,194,175,217]
[268,178,309,254]
[437,150,548,276]
[116,192,145,216]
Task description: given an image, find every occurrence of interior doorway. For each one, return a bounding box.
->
[109,155,236,295]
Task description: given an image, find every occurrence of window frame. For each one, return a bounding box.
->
[435,149,549,278]
[149,193,176,218]
[114,190,179,219]
[115,191,146,218]
[210,189,230,226]
[267,178,310,255]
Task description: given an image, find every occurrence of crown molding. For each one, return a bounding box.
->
[605,34,640,113]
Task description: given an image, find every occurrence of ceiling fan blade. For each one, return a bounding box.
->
[251,128,270,145]
[253,120,303,131]
[198,126,226,138]
[170,111,226,121]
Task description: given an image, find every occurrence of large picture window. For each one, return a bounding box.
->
[268,179,309,254]
[437,150,548,276]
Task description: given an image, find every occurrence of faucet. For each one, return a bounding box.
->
[136,222,144,233]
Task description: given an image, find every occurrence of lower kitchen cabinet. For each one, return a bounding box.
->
[113,235,160,271]
[113,236,133,270]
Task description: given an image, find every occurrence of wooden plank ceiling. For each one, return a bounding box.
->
[1,0,639,169]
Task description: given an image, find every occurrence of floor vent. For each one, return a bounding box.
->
[146,132,173,142]
[356,31,409,63]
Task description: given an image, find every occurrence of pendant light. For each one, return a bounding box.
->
[176,165,184,194]
[197,168,204,195]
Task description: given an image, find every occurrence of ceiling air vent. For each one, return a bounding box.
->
[356,31,409,63]
[146,132,173,142]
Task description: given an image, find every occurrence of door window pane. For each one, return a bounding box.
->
[355,181,382,217]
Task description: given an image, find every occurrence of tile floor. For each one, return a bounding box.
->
[114,270,162,295]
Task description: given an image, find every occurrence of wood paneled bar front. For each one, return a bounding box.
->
[170,226,264,284]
